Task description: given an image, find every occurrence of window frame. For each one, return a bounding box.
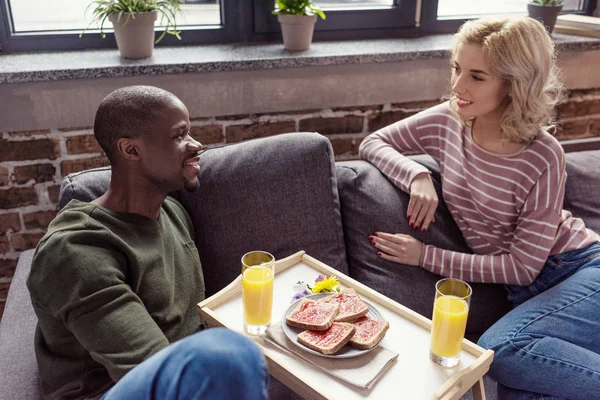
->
[252,0,419,41]
[0,0,597,53]
[0,0,250,53]
[420,0,598,34]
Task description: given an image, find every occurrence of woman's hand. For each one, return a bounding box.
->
[369,232,423,266]
[408,172,438,232]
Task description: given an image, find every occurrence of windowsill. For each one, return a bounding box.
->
[2,33,600,84]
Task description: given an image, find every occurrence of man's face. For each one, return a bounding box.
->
[137,99,202,193]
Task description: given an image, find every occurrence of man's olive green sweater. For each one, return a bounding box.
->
[27,198,205,400]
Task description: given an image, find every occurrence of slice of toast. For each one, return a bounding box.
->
[348,316,390,350]
[285,299,340,331]
[297,322,356,355]
[317,288,369,322]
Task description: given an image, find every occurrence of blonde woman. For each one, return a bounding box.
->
[360,17,600,399]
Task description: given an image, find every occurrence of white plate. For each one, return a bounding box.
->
[281,292,384,358]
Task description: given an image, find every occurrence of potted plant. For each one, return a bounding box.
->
[527,0,564,33]
[82,0,183,59]
[273,0,326,51]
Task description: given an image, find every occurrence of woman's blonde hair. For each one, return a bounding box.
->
[452,16,565,143]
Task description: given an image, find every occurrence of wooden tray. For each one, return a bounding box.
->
[198,251,493,400]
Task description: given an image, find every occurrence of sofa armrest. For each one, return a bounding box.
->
[0,249,41,400]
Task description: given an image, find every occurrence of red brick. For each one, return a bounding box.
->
[215,113,254,121]
[226,121,296,143]
[0,258,17,278]
[66,135,103,155]
[257,109,321,117]
[0,138,60,162]
[1,281,12,302]
[189,125,223,145]
[8,129,51,137]
[0,167,8,186]
[47,184,61,204]
[0,187,38,209]
[23,210,58,230]
[61,156,110,176]
[329,137,354,155]
[299,116,363,135]
[558,99,600,119]
[13,163,56,184]
[10,232,45,252]
[0,213,21,234]
[556,119,591,139]
[58,126,92,132]
[591,120,600,136]
[0,236,9,254]
[368,110,419,132]
[331,104,383,113]
[390,99,441,109]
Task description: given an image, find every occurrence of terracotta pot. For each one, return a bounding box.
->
[277,14,318,51]
[109,11,157,59]
[527,3,563,33]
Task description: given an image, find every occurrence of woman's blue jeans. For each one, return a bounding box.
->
[477,242,600,400]
[102,327,269,400]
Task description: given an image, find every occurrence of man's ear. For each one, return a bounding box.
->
[116,138,141,161]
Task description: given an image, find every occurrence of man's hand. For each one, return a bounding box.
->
[408,172,438,232]
[369,232,423,266]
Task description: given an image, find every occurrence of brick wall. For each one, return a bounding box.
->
[1,90,600,320]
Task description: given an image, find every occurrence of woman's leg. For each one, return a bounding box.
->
[478,263,600,400]
[102,327,269,400]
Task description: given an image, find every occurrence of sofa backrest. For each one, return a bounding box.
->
[58,132,348,297]
[564,150,600,234]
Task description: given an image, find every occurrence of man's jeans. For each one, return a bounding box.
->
[478,242,600,400]
[102,327,269,400]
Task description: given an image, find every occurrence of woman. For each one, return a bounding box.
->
[360,16,600,399]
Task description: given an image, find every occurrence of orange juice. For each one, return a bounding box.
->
[242,267,274,326]
[430,295,469,357]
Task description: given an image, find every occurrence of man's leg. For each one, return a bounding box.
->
[103,327,269,400]
[477,265,600,400]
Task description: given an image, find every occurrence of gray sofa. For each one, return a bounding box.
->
[1,132,599,400]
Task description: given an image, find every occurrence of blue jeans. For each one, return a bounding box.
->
[102,327,269,400]
[477,242,600,400]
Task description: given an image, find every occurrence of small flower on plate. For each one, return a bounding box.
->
[311,275,340,294]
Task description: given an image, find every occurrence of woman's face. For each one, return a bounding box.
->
[450,42,510,123]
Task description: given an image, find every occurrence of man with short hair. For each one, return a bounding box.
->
[27,86,269,400]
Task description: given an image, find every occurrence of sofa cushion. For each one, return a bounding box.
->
[564,150,600,234]
[336,157,513,339]
[59,167,111,209]
[174,132,348,296]
[0,249,42,400]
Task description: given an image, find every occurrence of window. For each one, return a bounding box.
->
[0,0,597,53]
[0,0,243,52]
[422,0,597,34]
[9,0,222,32]
[253,0,417,41]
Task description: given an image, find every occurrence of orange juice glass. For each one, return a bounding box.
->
[241,251,274,335]
[430,278,472,368]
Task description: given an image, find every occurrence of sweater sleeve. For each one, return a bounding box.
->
[359,105,453,193]
[420,156,566,286]
[28,230,170,382]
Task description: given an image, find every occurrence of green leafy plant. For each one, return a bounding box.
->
[530,0,563,5]
[81,0,183,43]
[272,0,326,20]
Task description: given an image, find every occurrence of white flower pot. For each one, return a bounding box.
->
[277,14,318,51]
[109,11,157,59]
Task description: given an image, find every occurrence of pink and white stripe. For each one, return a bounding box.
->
[360,102,599,285]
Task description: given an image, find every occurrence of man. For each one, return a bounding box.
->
[27,86,269,400]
